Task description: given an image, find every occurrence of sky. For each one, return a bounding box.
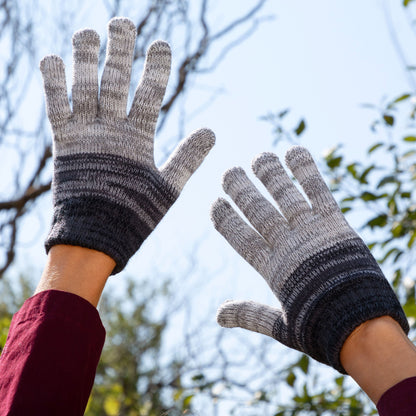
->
[3,0,416,412]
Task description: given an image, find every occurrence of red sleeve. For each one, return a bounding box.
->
[377,376,416,416]
[0,290,105,415]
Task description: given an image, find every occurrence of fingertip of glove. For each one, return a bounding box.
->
[216,300,238,328]
[210,198,232,228]
[251,152,278,176]
[194,127,216,146]
[222,166,245,193]
[39,55,64,74]
[108,16,136,36]
[147,39,172,56]
[184,128,216,156]
[285,145,313,169]
[72,28,100,48]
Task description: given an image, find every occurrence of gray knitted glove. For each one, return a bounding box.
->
[40,17,215,274]
[211,146,408,373]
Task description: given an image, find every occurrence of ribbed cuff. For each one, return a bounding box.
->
[45,196,149,274]
[282,238,409,373]
[317,274,409,373]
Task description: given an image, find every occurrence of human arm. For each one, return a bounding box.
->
[341,315,416,409]
[0,16,214,415]
[210,146,413,412]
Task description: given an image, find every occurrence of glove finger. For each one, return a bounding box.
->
[128,40,171,137]
[252,152,311,226]
[39,55,71,131]
[99,17,136,119]
[159,128,215,192]
[72,29,100,121]
[211,198,270,276]
[222,166,289,245]
[217,300,286,341]
[285,146,340,215]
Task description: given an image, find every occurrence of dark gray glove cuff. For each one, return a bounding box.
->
[273,237,409,373]
[45,153,178,274]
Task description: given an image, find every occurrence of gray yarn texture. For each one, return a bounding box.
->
[211,146,409,373]
[41,17,215,273]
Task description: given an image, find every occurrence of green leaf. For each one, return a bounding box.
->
[368,142,383,154]
[393,93,411,104]
[404,136,416,142]
[286,371,296,387]
[183,394,194,409]
[341,207,351,213]
[298,355,309,374]
[377,175,397,189]
[360,191,378,201]
[380,247,399,264]
[403,302,416,319]
[335,376,345,387]
[327,156,343,169]
[278,108,290,118]
[383,114,394,126]
[173,389,183,401]
[408,231,416,248]
[294,119,306,136]
[346,163,358,179]
[391,222,404,237]
[366,214,388,228]
[191,374,205,382]
[359,165,376,184]
[394,251,404,263]
[404,0,416,7]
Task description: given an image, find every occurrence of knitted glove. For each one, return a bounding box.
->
[211,146,408,373]
[40,17,215,274]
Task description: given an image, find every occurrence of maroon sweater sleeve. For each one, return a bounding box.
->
[0,290,105,415]
[377,376,416,416]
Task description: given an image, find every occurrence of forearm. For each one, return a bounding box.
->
[0,245,111,415]
[35,244,115,307]
[340,315,416,404]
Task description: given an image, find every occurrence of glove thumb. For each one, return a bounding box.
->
[216,300,287,341]
[160,128,215,192]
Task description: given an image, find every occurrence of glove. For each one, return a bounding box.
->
[211,146,408,373]
[40,17,215,274]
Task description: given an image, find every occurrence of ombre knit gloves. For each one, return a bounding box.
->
[40,18,215,274]
[211,146,409,373]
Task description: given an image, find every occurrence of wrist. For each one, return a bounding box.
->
[340,315,416,404]
[35,244,115,307]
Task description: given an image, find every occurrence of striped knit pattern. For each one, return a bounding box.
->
[45,154,178,274]
[212,146,409,373]
[40,17,215,273]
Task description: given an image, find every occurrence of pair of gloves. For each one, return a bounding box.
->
[41,18,409,374]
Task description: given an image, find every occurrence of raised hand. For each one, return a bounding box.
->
[211,146,408,373]
[40,18,215,274]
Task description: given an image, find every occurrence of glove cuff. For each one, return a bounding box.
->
[315,273,409,373]
[45,154,178,274]
[45,195,148,274]
[277,237,409,373]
